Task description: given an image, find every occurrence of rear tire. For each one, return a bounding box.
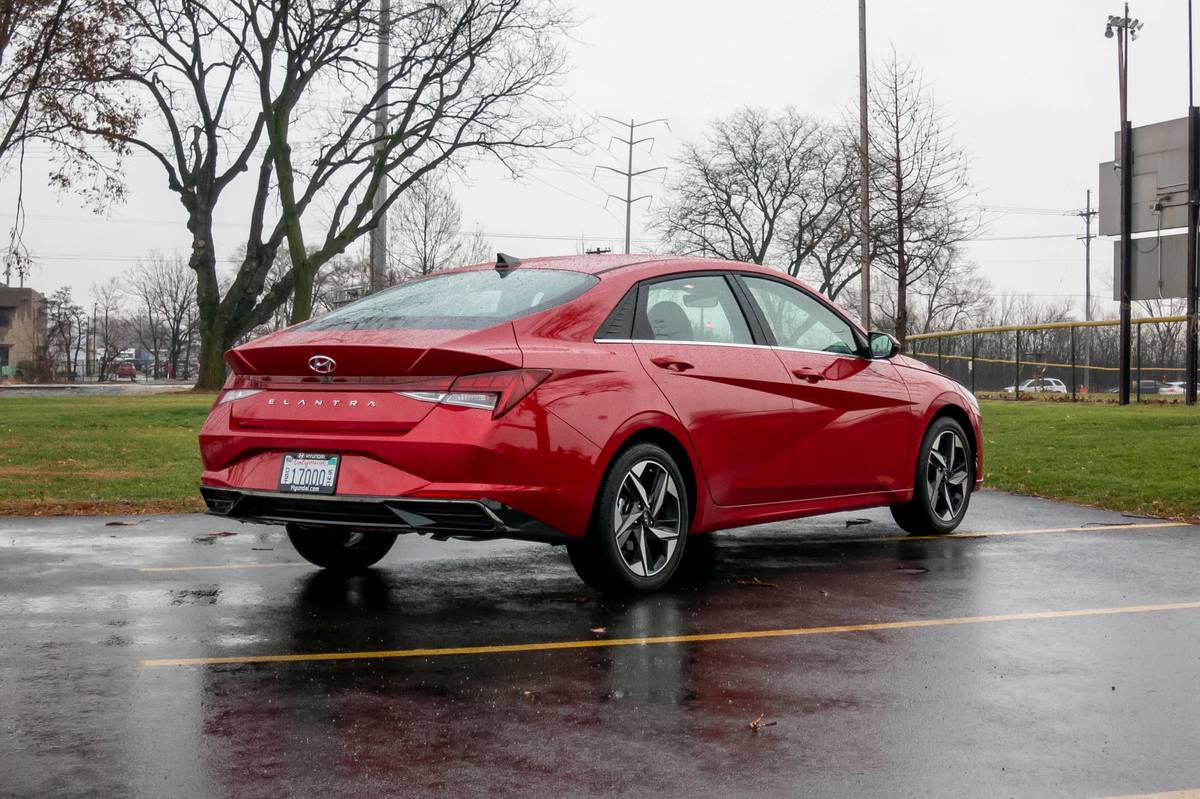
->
[567,443,689,594]
[286,524,397,573]
[890,416,974,536]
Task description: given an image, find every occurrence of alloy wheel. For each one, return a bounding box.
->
[613,459,682,578]
[925,429,970,522]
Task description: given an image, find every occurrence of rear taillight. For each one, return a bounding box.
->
[212,375,262,409]
[398,369,552,418]
[214,388,262,407]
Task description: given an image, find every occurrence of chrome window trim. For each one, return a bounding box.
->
[591,338,868,361]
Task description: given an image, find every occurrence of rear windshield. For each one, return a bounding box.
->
[300,268,598,331]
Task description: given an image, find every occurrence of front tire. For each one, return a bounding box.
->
[286,524,397,573]
[890,416,974,535]
[567,443,689,594]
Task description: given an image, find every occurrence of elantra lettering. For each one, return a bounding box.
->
[266,398,376,408]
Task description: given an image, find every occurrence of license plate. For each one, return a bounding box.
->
[278,453,340,494]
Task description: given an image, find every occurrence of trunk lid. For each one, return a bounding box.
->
[224,324,522,433]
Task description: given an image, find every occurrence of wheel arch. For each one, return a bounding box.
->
[924,398,981,483]
[595,415,707,532]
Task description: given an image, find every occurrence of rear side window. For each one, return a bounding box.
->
[638,275,753,345]
[301,269,598,331]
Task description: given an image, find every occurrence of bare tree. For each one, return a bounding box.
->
[906,247,991,334]
[44,285,85,380]
[868,51,978,344]
[390,174,485,279]
[656,107,825,264]
[91,278,132,381]
[0,0,136,285]
[247,0,576,323]
[986,294,1074,328]
[0,0,135,167]
[460,223,493,266]
[57,0,574,389]
[778,130,862,300]
[125,252,196,379]
[1136,297,1187,373]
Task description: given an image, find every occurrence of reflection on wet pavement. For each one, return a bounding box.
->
[2,490,1199,798]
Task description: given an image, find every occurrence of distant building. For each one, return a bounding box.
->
[0,286,47,377]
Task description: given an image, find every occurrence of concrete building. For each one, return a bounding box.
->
[0,286,47,377]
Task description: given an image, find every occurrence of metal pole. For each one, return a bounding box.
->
[858,0,871,328]
[1136,322,1142,401]
[368,0,390,293]
[1117,5,1134,405]
[1014,329,1021,401]
[970,333,977,394]
[595,117,668,255]
[1187,99,1199,404]
[1070,324,1077,402]
[1081,189,1095,394]
[624,119,634,253]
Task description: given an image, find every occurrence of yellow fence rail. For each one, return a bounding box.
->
[904,314,1194,400]
[907,315,1188,342]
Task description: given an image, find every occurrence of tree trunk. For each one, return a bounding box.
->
[195,326,228,391]
[186,199,228,391]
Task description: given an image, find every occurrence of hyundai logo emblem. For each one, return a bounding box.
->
[308,355,337,374]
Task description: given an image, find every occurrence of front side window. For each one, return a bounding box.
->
[741,276,859,355]
[301,268,598,331]
[640,275,753,345]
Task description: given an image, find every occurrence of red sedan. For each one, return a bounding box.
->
[199,254,982,593]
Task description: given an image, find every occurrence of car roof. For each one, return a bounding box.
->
[458,253,794,280]
[450,252,849,325]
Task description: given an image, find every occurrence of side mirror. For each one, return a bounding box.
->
[868,331,899,359]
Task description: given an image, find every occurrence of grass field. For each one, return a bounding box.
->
[980,400,1200,523]
[0,394,213,515]
[0,394,1196,521]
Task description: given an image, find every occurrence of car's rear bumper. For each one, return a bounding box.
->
[200,486,569,544]
[198,395,606,538]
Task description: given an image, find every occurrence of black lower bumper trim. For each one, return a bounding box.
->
[199,487,569,544]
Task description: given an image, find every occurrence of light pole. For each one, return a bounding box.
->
[368,0,391,294]
[1187,0,1198,405]
[858,0,871,329]
[1106,5,1143,405]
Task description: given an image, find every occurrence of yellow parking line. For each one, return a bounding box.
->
[853,520,1189,544]
[1094,787,1200,791]
[141,599,1200,667]
[136,521,1190,573]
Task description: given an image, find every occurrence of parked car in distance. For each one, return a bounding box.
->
[199,253,983,594]
[116,362,138,382]
[1106,380,1163,394]
[1003,377,1068,394]
[1159,381,1186,395]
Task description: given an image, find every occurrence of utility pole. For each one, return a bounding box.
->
[1077,189,1097,393]
[858,0,871,329]
[368,0,390,293]
[1186,0,1198,405]
[1106,5,1142,405]
[595,116,669,253]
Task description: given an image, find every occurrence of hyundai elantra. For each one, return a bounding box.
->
[199,254,981,593]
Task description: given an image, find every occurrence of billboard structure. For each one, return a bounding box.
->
[1097,113,1199,404]
[1098,117,1191,300]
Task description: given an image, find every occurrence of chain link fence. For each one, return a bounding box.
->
[906,316,1193,401]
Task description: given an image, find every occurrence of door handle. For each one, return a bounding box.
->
[792,368,825,383]
[651,356,694,373]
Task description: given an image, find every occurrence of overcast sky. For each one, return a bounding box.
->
[1,0,1194,315]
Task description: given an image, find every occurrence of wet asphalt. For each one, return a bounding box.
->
[1,490,1198,799]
